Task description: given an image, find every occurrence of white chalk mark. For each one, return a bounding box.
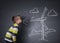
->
[29,8,39,13]
[28,7,57,41]
[47,9,58,16]
[28,29,41,37]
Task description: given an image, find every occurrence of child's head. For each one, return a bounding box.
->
[12,15,22,25]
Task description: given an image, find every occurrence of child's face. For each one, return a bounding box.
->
[14,16,22,25]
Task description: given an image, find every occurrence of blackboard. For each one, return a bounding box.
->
[0,0,60,43]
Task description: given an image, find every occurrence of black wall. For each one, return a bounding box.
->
[0,0,60,43]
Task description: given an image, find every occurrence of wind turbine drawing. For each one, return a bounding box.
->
[28,7,57,41]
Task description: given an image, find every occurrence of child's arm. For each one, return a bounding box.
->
[4,26,18,43]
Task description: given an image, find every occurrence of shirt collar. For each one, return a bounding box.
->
[13,23,18,27]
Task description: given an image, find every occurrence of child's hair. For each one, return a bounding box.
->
[12,15,22,22]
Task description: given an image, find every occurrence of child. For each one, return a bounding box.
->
[4,15,23,43]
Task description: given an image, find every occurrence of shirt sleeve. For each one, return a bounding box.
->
[4,26,18,43]
[5,32,13,42]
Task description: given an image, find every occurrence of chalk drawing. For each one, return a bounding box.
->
[29,8,39,13]
[47,9,58,16]
[28,7,57,41]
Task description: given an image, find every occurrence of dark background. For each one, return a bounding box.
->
[0,0,60,43]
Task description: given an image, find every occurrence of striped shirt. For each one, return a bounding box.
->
[4,23,18,43]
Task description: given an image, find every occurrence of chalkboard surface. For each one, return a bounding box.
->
[0,0,60,43]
